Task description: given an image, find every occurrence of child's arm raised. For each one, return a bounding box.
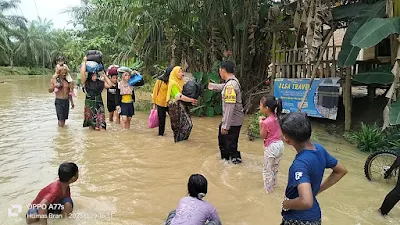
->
[318,162,347,195]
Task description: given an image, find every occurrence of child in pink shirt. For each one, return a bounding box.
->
[259,96,283,193]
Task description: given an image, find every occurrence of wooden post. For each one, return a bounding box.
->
[271,32,277,92]
[344,67,352,131]
[298,28,335,111]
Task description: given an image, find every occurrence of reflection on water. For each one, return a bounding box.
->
[0,75,398,225]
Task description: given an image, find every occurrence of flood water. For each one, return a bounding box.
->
[0,75,398,225]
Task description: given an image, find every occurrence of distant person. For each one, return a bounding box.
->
[259,95,283,193]
[26,162,79,224]
[166,66,197,142]
[48,65,75,127]
[80,56,114,130]
[165,174,221,225]
[279,112,347,225]
[208,61,244,164]
[106,73,120,124]
[379,152,400,216]
[116,67,136,129]
[152,66,173,136]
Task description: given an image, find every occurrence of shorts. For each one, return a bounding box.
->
[107,101,116,112]
[26,197,73,217]
[281,219,321,225]
[55,98,69,121]
[120,102,134,117]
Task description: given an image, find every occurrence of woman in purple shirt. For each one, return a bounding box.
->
[165,174,221,225]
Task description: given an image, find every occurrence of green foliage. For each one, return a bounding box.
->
[248,112,262,140]
[336,0,387,67]
[353,64,394,85]
[384,125,400,149]
[351,17,400,49]
[191,71,222,117]
[0,66,53,75]
[350,123,386,152]
[389,99,400,125]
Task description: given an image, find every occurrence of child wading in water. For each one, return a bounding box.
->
[106,73,120,124]
[26,162,79,224]
[116,68,136,129]
[165,174,221,225]
[49,65,75,127]
[280,112,347,225]
[259,96,283,193]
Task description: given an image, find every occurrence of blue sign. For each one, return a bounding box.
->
[273,78,340,120]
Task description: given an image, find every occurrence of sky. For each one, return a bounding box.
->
[14,0,82,29]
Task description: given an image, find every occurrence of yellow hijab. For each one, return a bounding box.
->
[166,66,185,102]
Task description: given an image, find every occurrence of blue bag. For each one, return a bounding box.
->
[84,61,104,73]
[129,72,144,86]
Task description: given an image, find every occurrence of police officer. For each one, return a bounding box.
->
[208,61,244,164]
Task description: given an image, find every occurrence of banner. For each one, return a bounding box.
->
[273,78,341,120]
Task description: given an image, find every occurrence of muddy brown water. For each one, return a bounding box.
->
[0,76,398,225]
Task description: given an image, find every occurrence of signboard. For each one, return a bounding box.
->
[273,78,341,120]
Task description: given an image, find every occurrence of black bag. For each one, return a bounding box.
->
[133,77,145,87]
[182,81,203,100]
[86,50,103,63]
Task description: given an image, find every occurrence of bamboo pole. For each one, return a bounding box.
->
[344,67,352,131]
[298,28,335,111]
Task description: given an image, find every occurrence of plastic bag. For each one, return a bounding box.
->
[182,81,203,99]
[148,109,159,128]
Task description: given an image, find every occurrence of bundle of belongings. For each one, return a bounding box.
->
[117,66,145,87]
[85,50,104,73]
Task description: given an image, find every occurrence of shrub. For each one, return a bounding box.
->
[350,123,386,153]
[383,125,400,150]
[247,112,262,140]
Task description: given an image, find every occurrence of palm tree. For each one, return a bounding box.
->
[0,0,26,31]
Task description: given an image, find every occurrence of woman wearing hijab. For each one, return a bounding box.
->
[167,66,197,142]
[152,66,173,136]
[116,67,136,129]
[80,56,113,130]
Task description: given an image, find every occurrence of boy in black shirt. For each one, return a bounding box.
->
[107,74,120,123]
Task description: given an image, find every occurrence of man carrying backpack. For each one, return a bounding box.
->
[208,61,244,164]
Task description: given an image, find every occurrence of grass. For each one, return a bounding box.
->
[0,66,54,76]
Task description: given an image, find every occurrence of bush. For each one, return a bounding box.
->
[350,123,386,153]
[247,112,262,141]
[191,71,222,117]
[383,125,400,150]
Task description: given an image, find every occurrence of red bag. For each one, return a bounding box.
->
[148,109,159,128]
[107,65,119,76]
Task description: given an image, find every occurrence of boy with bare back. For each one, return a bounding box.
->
[48,65,74,127]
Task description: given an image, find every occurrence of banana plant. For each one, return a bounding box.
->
[191,71,222,117]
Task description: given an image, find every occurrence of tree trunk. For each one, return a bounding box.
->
[344,67,352,131]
